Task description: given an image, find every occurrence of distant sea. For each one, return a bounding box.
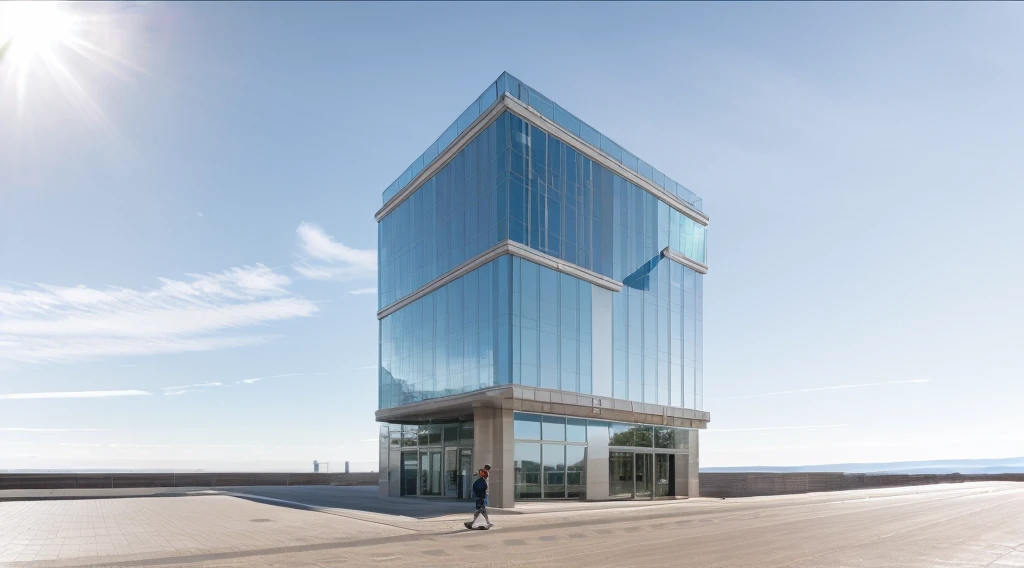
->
[702,457,1024,475]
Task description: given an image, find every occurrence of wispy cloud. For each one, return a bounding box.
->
[710,424,847,433]
[708,379,931,402]
[347,287,377,296]
[238,372,303,385]
[0,390,150,400]
[294,222,376,281]
[0,264,317,363]
[361,438,379,442]
[161,382,224,396]
[0,428,109,432]
[196,212,204,217]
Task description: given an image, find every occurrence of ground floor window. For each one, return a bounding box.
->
[514,442,586,499]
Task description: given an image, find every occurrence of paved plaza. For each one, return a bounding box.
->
[0,483,1022,567]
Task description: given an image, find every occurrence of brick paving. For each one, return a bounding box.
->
[0,494,409,565]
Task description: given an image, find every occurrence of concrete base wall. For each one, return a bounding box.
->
[699,472,1024,498]
[0,472,378,490]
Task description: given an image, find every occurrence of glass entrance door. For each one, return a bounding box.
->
[654,453,673,498]
[400,451,417,496]
[459,450,472,499]
[635,453,653,498]
[419,450,442,496]
[609,452,634,498]
[443,448,459,497]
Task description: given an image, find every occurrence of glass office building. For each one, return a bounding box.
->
[376,73,710,507]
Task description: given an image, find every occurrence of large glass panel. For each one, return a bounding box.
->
[609,451,634,498]
[654,426,675,450]
[542,416,566,441]
[542,444,566,498]
[459,420,474,442]
[609,423,634,447]
[634,425,654,448]
[514,413,541,440]
[566,446,586,499]
[566,418,587,442]
[514,443,542,499]
[443,423,460,445]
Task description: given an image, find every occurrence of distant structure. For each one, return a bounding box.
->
[312,460,319,473]
[375,72,709,507]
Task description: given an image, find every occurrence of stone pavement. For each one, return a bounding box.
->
[1,482,1022,567]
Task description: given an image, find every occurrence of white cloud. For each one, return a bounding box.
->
[197,212,204,217]
[0,428,109,432]
[238,372,303,385]
[294,222,376,281]
[0,390,150,400]
[0,264,317,363]
[161,382,224,396]
[347,288,377,296]
[709,424,847,433]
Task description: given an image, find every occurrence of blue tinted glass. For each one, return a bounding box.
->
[515,413,541,440]
[554,105,581,137]
[529,89,555,121]
[542,415,566,441]
[580,122,601,148]
[378,258,509,409]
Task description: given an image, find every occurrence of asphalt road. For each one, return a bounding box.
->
[165,483,1024,567]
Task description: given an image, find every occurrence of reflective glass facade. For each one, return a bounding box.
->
[382,73,703,211]
[379,76,706,412]
[614,256,704,409]
[510,256,593,394]
[379,257,510,409]
[379,112,707,310]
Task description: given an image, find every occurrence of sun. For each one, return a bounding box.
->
[0,1,76,68]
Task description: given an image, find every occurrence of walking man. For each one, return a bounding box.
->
[464,468,493,529]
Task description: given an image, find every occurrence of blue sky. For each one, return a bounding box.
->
[1,2,1022,471]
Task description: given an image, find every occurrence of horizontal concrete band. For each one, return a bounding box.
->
[0,472,377,491]
[376,95,710,227]
[375,385,710,429]
[698,472,1022,499]
[661,247,709,274]
[377,240,622,320]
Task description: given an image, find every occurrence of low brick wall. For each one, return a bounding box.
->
[0,472,378,491]
[699,472,1024,498]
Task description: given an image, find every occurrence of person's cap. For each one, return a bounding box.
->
[483,464,491,470]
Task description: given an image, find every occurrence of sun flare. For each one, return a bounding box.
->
[0,1,75,68]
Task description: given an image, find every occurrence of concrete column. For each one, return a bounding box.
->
[591,288,613,398]
[674,454,689,497]
[687,430,700,498]
[585,421,610,500]
[473,406,514,508]
[378,427,389,497]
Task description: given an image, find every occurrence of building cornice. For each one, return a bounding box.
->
[377,240,623,320]
[661,247,709,274]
